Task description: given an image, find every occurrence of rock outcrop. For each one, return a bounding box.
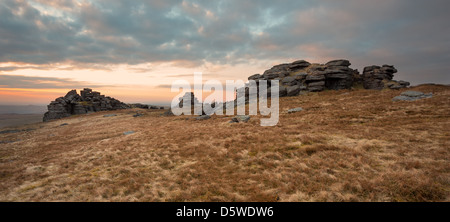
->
[245,59,357,98]
[164,92,206,116]
[178,92,205,115]
[246,59,410,98]
[362,65,410,90]
[43,88,129,122]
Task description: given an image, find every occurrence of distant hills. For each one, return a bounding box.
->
[0,105,47,115]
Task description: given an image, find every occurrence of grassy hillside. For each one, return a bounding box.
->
[0,114,43,129]
[0,84,449,201]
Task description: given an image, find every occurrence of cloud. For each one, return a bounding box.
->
[0,0,449,84]
[0,74,110,89]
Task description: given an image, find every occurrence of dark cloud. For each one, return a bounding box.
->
[0,74,109,89]
[0,66,50,71]
[0,0,449,84]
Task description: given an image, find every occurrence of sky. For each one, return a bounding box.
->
[0,0,449,105]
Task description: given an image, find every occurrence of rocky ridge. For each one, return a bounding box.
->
[43,88,129,122]
[245,59,410,98]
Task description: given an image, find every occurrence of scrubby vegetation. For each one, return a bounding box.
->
[0,84,448,201]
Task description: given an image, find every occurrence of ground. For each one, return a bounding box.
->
[0,84,449,202]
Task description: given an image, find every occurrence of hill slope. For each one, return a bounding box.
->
[0,84,449,201]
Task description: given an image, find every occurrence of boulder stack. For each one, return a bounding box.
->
[245,59,410,98]
[43,88,129,122]
[362,65,410,89]
[247,59,357,97]
[175,92,205,115]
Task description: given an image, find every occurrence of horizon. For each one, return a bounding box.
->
[1,0,450,106]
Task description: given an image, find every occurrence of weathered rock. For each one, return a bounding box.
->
[325,59,351,67]
[123,131,135,135]
[308,85,325,92]
[294,73,308,80]
[246,59,409,96]
[306,74,326,82]
[133,113,143,117]
[161,109,175,116]
[248,74,262,80]
[64,90,81,103]
[288,60,311,71]
[103,114,117,117]
[392,91,433,101]
[398,81,411,87]
[195,115,211,120]
[230,115,250,123]
[281,76,297,86]
[287,85,301,96]
[401,91,426,97]
[279,86,287,97]
[362,65,406,90]
[262,64,290,79]
[308,81,326,87]
[287,107,303,113]
[177,92,205,115]
[43,88,129,122]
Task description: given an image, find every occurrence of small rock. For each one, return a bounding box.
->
[133,113,143,117]
[161,109,174,116]
[60,123,69,126]
[123,131,135,135]
[392,96,415,101]
[103,114,117,117]
[393,91,433,101]
[230,115,251,123]
[288,107,303,113]
[195,115,211,120]
[400,91,425,97]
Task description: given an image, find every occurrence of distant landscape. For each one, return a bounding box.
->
[0,105,46,128]
[0,0,449,206]
[1,84,448,201]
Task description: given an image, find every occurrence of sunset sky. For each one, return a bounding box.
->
[0,0,449,105]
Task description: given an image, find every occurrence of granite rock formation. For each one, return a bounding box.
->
[362,65,410,90]
[43,88,129,122]
[246,59,409,98]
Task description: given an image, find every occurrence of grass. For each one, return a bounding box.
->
[0,84,449,202]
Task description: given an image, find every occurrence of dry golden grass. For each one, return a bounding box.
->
[0,84,449,202]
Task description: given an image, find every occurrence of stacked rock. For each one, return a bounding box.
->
[246,59,356,97]
[362,65,410,89]
[321,60,355,90]
[177,92,204,115]
[43,88,129,122]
